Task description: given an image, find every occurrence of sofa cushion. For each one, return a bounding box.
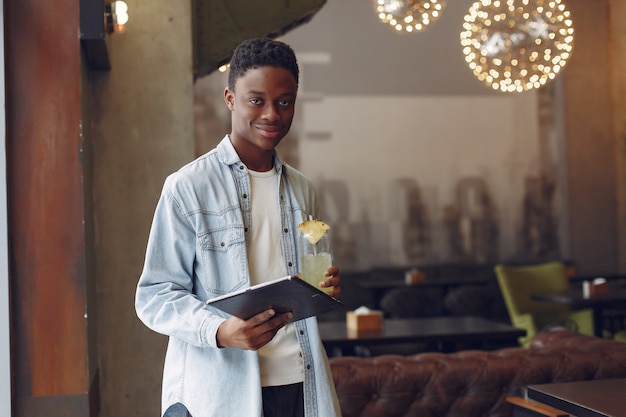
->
[329,330,626,417]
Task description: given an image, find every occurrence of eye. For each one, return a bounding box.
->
[278,99,292,107]
[249,98,262,105]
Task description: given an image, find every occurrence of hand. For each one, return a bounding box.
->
[216,309,292,350]
[320,265,342,298]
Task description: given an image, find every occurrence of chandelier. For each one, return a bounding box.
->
[375,0,447,33]
[460,0,574,93]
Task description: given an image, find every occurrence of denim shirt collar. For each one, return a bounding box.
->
[217,135,285,175]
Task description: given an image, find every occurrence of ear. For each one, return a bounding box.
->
[224,87,234,111]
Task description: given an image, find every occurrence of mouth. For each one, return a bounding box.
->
[256,125,283,139]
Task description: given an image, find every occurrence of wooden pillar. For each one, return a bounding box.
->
[5,0,98,415]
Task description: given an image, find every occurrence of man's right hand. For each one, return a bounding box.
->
[216,309,292,350]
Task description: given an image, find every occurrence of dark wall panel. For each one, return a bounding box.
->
[562,0,618,275]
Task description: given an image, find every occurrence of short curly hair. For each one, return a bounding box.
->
[228,38,299,91]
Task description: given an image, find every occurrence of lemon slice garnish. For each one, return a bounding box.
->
[297,219,330,244]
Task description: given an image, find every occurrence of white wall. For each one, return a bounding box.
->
[296,93,540,267]
[0,0,12,414]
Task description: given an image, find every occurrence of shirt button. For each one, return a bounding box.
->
[300,330,304,335]
[220,242,225,247]
[288,262,293,267]
[306,364,311,370]
[243,194,248,199]
[239,165,244,170]
[283,228,288,233]
[244,227,249,232]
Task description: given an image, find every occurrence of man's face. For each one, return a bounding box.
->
[224,66,298,164]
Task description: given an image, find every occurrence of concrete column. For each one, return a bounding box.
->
[561,0,618,275]
[87,0,194,415]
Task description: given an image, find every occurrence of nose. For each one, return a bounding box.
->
[262,103,280,122]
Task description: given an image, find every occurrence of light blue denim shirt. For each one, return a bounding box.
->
[135,136,342,417]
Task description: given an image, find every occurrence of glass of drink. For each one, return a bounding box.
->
[300,233,333,294]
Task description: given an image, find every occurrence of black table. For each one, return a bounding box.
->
[355,276,489,291]
[318,316,525,356]
[531,286,626,337]
[354,276,490,310]
[570,274,626,283]
[527,378,626,417]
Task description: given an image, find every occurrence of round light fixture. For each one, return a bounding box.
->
[375,0,447,33]
[106,0,130,33]
[460,0,574,93]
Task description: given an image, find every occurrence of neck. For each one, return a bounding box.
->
[228,135,275,171]
[244,154,274,172]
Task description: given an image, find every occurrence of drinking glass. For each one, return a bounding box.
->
[300,234,333,293]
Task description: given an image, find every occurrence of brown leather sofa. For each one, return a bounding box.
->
[329,330,626,417]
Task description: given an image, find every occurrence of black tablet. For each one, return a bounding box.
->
[206,276,345,321]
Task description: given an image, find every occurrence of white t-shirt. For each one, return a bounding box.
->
[248,168,304,387]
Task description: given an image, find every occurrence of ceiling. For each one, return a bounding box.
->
[192,0,327,78]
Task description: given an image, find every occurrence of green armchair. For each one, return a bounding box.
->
[495,261,594,347]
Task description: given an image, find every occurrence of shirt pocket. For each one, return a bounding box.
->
[197,226,247,295]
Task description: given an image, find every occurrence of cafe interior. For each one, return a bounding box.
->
[4,0,626,416]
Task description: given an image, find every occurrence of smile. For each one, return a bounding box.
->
[256,125,283,138]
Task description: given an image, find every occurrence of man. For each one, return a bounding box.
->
[135,37,342,417]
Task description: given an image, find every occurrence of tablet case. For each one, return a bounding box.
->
[206,275,345,321]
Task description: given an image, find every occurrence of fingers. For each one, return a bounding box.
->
[250,309,292,332]
[327,282,342,298]
[217,309,292,350]
[259,310,293,328]
[320,276,338,288]
[324,265,339,277]
[321,266,342,298]
[249,310,292,349]
[251,308,278,325]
